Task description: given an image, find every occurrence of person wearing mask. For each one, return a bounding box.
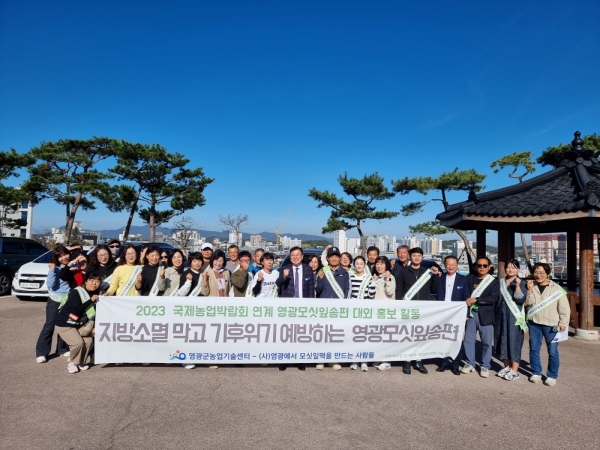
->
[495,258,528,381]
[104,245,141,297]
[54,271,101,373]
[249,248,265,276]
[435,255,471,375]
[231,251,253,297]
[525,262,570,386]
[399,247,440,375]
[462,257,499,378]
[276,247,316,371]
[35,245,71,363]
[136,245,166,296]
[391,245,410,299]
[163,249,186,296]
[88,245,118,293]
[315,246,349,371]
[107,239,121,260]
[226,245,240,272]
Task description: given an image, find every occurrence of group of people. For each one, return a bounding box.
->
[35,241,571,385]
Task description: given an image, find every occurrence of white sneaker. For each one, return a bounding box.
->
[480,367,489,378]
[62,352,70,358]
[67,362,79,374]
[208,365,218,369]
[497,366,511,377]
[36,356,47,363]
[331,364,342,371]
[350,363,358,370]
[460,364,475,374]
[377,363,392,371]
[504,370,519,381]
[183,364,196,370]
[315,364,324,370]
[78,364,90,371]
[529,374,542,383]
[360,363,368,372]
[544,377,557,386]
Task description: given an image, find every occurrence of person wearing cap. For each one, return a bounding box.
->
[398,247,441,375]
[315,246,350,371]
[199,243,213,272]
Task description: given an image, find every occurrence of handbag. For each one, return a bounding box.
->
[78,319,95,337]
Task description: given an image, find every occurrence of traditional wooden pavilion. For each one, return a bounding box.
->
[436,131,599,339]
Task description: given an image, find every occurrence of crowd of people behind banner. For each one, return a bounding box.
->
[34,240,570,385]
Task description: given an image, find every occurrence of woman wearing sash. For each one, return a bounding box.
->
[54,271,101,373]
[525,262,570,386]
[371,256,396,371]
[88,245,117,293]
[200,249,232,298]
[163,249,186,296]
[305,255,322,297]
[200,250,231,370]
[136,245,166,296]
[462,257,499,378]
[177,252,203,298]
[104,245,141,297]
[348,256,375,371]
[35,245,72,363]
[495,258,527,381]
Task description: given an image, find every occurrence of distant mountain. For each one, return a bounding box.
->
[97,225,331,242]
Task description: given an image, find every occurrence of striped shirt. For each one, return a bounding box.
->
[349,273,376,299]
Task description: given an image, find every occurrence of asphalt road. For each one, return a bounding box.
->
[1,295,599,450]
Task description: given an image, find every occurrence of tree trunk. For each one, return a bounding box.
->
[455,229,475,270]
[64,192,82,244]
[149,202,156,242]
[521,233,533,274]
[356,222,366,258]
[122,188,141,242]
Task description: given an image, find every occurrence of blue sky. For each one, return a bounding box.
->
[1,0,599,244]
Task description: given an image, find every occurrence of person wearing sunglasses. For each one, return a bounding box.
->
[462,257,499,378]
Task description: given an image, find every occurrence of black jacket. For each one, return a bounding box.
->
[467,274,499,326]
[399,265,440,300]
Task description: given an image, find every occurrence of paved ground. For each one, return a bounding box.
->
[1,295,599,450]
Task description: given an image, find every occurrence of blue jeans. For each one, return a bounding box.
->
[464,311,493,369]
[528,321,560,379]
[35,300,68,357]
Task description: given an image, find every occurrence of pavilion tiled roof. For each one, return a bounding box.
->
[436,132,600,225]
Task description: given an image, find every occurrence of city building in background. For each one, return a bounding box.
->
[0,201,33,239]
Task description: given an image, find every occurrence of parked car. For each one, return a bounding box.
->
[11,250,53,300]
[0,237,49,296]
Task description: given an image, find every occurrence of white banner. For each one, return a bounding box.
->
[95,297,467,364]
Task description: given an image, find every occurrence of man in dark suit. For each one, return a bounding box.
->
[275,246,316,371]
[436,255,471,375]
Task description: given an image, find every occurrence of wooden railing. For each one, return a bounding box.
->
[566,291,600,328]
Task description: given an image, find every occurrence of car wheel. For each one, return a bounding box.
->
[0,272,11,296]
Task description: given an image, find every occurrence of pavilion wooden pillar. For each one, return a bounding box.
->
[578,220,595,331]
[497,225,514,279]
[567,229,577,291]
[476,228,487,259]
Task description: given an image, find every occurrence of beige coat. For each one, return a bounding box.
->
[525,280,570,328]
[200,267,232,297]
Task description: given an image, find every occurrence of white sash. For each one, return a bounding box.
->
[49,290,68,303]
[471,274,494,298]
[350,273,372,299]
[118,265,142,296]
[74,286,96,319]
[499,278,527,331]
[245,272,254,297]
[100,273,113,292]
[189,275,203,297]
[323,266,344,299]
[526,287,565,321]
[403,270,432,301]
[149,267,163,296]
